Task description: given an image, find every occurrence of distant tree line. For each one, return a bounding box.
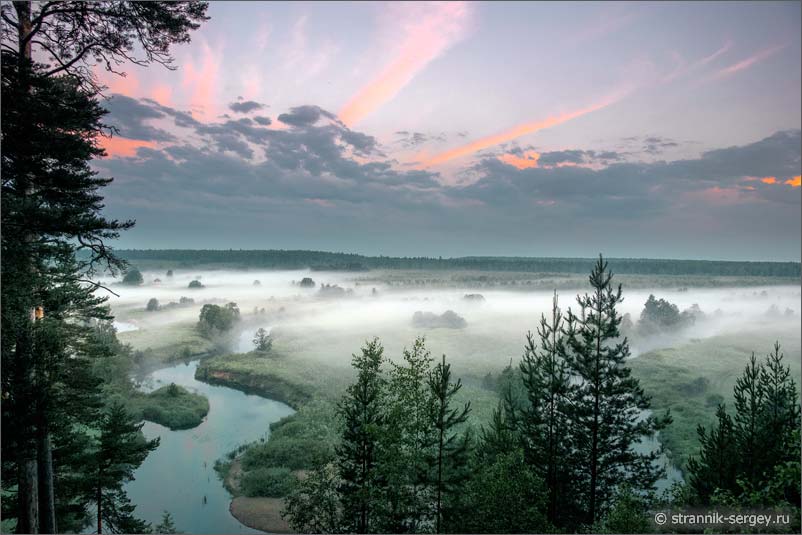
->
[105,249,801,277]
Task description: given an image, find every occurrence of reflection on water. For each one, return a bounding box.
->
[126,360,294,534]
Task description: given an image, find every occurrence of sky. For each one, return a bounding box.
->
[91,1,801,261]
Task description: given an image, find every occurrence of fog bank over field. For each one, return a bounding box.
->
[108,268,801,373]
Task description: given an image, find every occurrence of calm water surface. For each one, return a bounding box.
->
[126,360,294,534]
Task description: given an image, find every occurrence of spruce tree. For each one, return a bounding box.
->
[563,255,670,525]
[518,290,574,525]
[91,401,159,534]
[427,354,471,533]
[336,339,386,534]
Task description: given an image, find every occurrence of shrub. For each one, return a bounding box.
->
[240,467,296,497]
[299,277,315,288]
[188,279,204,289]
[146,298,160,311]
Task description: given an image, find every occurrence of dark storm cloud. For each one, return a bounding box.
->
[104,95,175,142]
[228,100,266,113]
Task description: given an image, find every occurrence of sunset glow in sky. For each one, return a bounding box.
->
[92,1,801,260]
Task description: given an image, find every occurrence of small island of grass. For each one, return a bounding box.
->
[132,383,210,430]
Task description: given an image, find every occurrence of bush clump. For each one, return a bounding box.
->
[133,383,209,430]
[412,310,467,329]
[240,467,296,498]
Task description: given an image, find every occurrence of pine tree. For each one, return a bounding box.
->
[732,353,765,490]
[336,339,386,534]
[91,402,159,534]
[154,511,180,534]
[686,405,739,503]
[564,255,670,525]
[427,354,471,533]
[477,402,518,463]
[518,290,574,525]
[757,343,800,481]
[1,4,208,530]
[687,342,800,508]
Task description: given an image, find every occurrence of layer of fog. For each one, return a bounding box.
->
[106,269,801,374]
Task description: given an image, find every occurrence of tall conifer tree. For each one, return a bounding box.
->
[518,290,574,525]
[336,339,386,534]
[563,255,670,525]
[427,354,471,533]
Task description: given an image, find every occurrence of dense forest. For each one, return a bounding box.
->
[109,249,801,277]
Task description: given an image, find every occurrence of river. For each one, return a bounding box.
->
[125,360,294,534]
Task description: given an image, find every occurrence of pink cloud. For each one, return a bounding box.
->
[709,45,785,80]
[339,2,472,127]
[182,38,223,120]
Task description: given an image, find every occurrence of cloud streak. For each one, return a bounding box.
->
[338,2,472,127]
[710,45,785,80]
[420,92,626,167]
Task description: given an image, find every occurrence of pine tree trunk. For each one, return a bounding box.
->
[97,476,103,535]
[13,4,42,532]
[37,424,56,534]
[17,458,39,534]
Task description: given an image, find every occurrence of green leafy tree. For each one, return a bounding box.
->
[91,401,159,534]
[336,339,386,533]
[121,268,143,286]
[563,255,671,525]
[592,486,653,534]
[282,464,343,534]
[197,302,240,337]
[451,451,550,534]
[253,327,272,352]
[376,337,435,532]
[427,354,471,533]
[146,298,160,311]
